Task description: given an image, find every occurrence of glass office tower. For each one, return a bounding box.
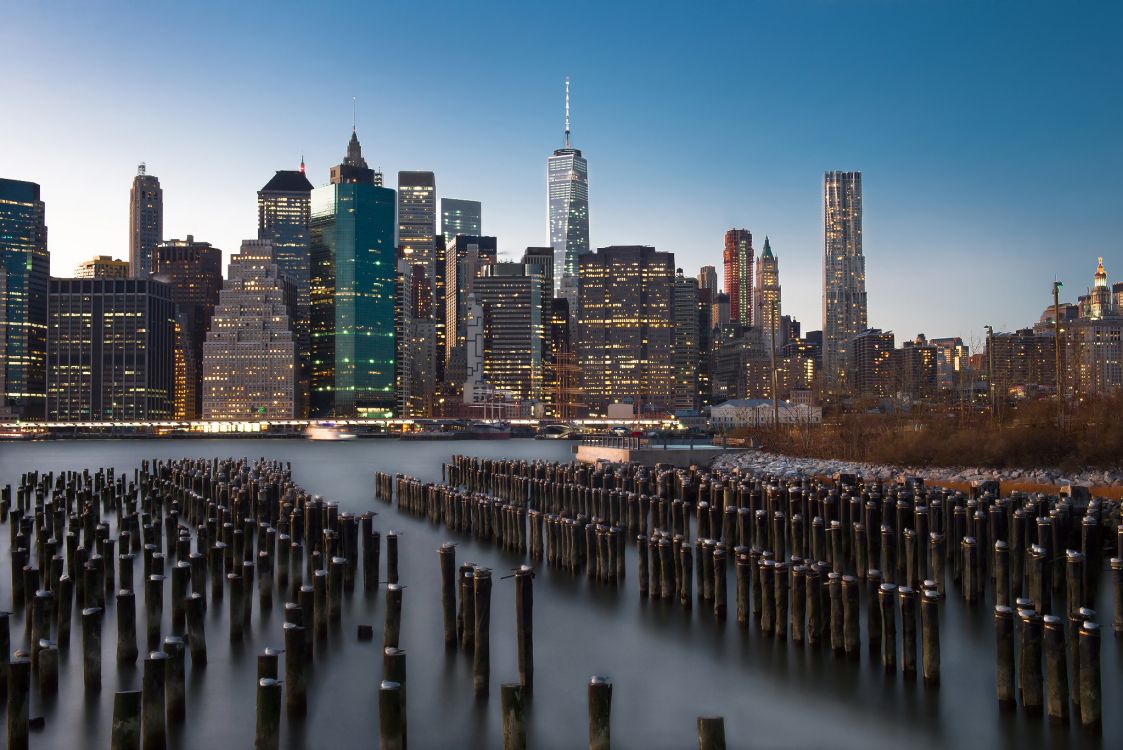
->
[0,178,49,420]
[310,132,397,417]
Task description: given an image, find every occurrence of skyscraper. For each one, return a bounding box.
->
[754,237,781,339]
[48,277,176,420]
[822,170,867,391]
[698,265,718,297]
[75,256,129,279]
[0,178,49,420]
[722,229,753,325]
[129,163,163,278]
[398,171,437,269]
[548,78,590,308]
[310,129,397,418]
[577,245,675,416]
[441,198,482,247]
[152,235,223,419]
[672,269,700,413]
[473,260,547,404]
[444,235,497,369]
[258,162,313,415]
[201,240,298,420]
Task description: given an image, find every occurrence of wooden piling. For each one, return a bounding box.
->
[255,678,282,750]
[283,622,306,717]
[1078,621,1101,733]
[515,565,534,695]
[588,676,612,750]
[473,569,491,697]
[501,683,526,750]
[141,650,168,750]
[111,690,142,750]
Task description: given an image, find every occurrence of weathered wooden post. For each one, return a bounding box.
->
[111,690,142,750]
[255,678,282,750]
[1078,620,1101,733]
[118,589,139,664]
[588,676,612,750]
[383,647,407,747]
[994,605,1015,709]
[83,606,103,690]
[501,683,526,750]
[474,569,492,697]
[842,575,860,657]
[6,655,29,750]
[697,716,727,750]
[878,583,897,672]
[145,574,164,651]
[921,590,940,687]
[385,583,404,649]
[1042,615,1068,725]
[899,587,917,679]
[439,543,457,648]
[1019,610,1043,716]
[185,592,207,666]
[515,565,534,695]
[283,622,306,717]
[142,650,168,750]
[228,573,244,642]
[375,679,403,750]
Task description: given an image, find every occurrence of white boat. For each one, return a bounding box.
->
[305,423,355,441]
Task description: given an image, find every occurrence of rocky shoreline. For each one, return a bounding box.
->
[713,449,1123,488]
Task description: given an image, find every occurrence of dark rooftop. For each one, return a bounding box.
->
[260,170,314,193]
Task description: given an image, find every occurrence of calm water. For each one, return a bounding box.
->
[0,438,1118,749]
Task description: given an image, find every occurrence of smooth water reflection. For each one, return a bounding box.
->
[0,439,1117,749]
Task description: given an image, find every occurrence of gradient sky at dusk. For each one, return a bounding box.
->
[2,0,1120,346]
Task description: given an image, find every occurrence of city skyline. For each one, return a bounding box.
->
[1,1,1120,345]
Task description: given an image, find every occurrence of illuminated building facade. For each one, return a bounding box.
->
[129,163,163,278]
[0,178,49,419]
[577,245,675,416]
[473,260,546,404]
[310,130,397,417]
[754,237,781,338]
[893,335,939,400]
[47,277,175,420]
[201,240,298,420]
[75,256,129,279]
[548,79,590,306]
[722,229,754,325]
[672,269,700,412]
[823,170,867,391]
[258,165,313,414]
[444,235,497,368]
[152,235,223,419]
[849,328,894,398]
[441,198,481,248]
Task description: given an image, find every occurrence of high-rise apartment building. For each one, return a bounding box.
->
[0,178,49,420]
[893,335,939,400]
[577,245,675,416]
[698,265,718,297]
[395,260,437,417]
[522,247,555,293]
[823,170,867,391]
[310,130,397,418]
[258,163,313,415]
[473,260,547,404]
[47,277,176,420]
[398,171,437,269]
[672,269,700,413]
[722,229,753,324]
[712,291,730,330]
[850,328,894,398]
[444,235,497,369]
[201,240,298,420]
[548,78,590,307]
[75,256,129,279]
[441,198,482,248]
[129,164,163,277]
[545,297,581,419]
[152,236,223,419]
[754,237,781,340]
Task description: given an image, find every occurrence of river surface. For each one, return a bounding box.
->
[0,438,1118,749]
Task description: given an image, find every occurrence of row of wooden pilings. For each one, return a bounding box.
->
[2,458,731,750]
[380,454,1120,734]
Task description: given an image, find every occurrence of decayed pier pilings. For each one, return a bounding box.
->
[383,454,1119,734]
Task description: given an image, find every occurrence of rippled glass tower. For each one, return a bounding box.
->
[548,78,589,310]
[822,170,866,392]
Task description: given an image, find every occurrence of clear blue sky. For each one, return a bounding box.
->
[2,0,1120,347]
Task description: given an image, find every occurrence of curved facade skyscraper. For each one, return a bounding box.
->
[548,78,589,311]
[822,170,866,392]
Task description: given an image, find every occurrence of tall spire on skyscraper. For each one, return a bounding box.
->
[564,76,571,148]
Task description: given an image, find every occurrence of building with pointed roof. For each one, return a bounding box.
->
[548,78,590,309]
[754,236,781,337]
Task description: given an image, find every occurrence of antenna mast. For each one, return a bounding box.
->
[564,76,571,148]
[352,97,357,132]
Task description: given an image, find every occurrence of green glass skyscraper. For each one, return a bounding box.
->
[310,129,397,417]
[1,178,50,420]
